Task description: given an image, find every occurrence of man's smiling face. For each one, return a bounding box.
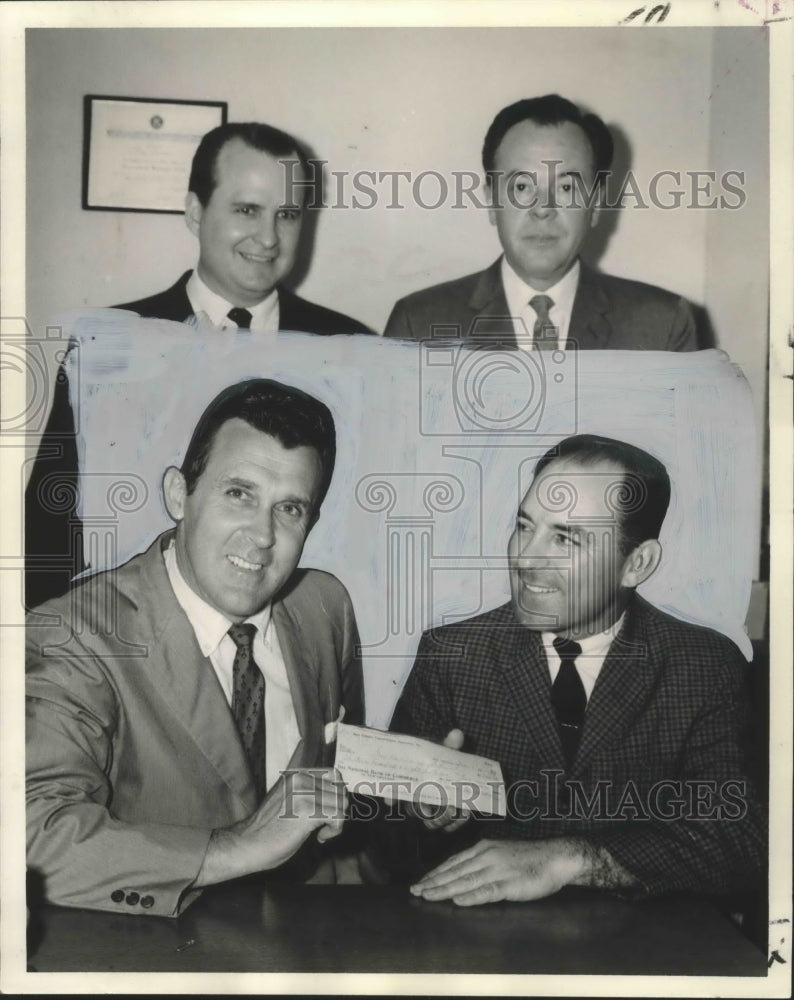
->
[165,418,322,622]
[508,457,633,639]
[185,137,304,307]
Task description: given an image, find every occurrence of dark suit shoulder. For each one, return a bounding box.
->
[384,261,506,341]
[394,268,485,310]
[279,290,373,335]
[627,596,745,678]
[113,272,193,321]
[574,265,697,350]
[415,602,517,655]
[594,270,689,309]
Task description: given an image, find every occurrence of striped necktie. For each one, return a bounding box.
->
[529,294,557,350]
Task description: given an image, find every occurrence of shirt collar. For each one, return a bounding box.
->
[163,539,272,657]
[501,256,580,321]
[541,610,626,661]
[186,269,279,332]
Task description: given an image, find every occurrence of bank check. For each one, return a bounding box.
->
[334,723,506,817]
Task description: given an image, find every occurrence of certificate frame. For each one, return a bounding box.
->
[81,94,227,213]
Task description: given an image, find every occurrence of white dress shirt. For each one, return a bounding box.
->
[540,611,626,703]
[501,257,580,351]
[163,541,300,791]
[186,269,280,333]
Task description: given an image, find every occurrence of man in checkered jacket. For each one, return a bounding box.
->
[389,434,765,905]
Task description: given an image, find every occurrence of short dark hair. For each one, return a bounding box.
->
[188,122,309,206]
[532,434,670,555]
[482,94,613,182]
[181,379,336,509]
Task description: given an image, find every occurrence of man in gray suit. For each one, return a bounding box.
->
[384,95,696,352]
[27,378,362,916]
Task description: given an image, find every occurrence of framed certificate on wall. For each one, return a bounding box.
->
[82,95,227,213]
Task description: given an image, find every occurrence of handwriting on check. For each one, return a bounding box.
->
[334,723,506,816]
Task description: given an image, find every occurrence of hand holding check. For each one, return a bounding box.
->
[413,729,470,833]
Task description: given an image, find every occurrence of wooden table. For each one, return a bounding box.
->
[28,883,766,976]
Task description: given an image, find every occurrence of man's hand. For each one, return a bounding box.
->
[413,728,470,833]
[410,837,639,906]
[410,838,586,906]
[194,768,347,888]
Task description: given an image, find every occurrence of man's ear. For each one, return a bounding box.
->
[163,466,187,523]
[185,192,203,238]
[619,539,662,589]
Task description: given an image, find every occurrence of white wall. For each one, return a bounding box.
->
[705,28,769,531]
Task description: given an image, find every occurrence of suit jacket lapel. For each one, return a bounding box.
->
[495,613,566,770]
[277,287,308,334]
[467,258,616,350]
[137,533,258,810]
[172,271,193,321]
[465,258,519,347]
[468,258,507,312]
[575,603,657,771]
[567,262,613,350]
[272,598,328,770]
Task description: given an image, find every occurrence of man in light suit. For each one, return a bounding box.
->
[389,435,764,905]
[27,378,363,917]
[384,95,697,352]
[26,121,372,610]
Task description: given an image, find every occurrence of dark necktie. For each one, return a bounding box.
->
[529,294,557,350]
[228,623,267,798]
[551,636,586,768]
[227,307,253,329]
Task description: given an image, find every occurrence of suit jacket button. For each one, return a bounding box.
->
[140,895,154,909]
[111,889,124,903]
[126,892,140,905]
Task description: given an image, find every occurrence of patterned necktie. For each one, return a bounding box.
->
[551,636,586,768]
[227,307,253,329]
[529,294,557,350]
[228,623,267,798]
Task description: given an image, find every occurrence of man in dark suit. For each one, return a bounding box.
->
[116,122,370,334]
[27,379,363,916]
[26,122,371,609]
[384,95,697,351]
[389,435,764,904]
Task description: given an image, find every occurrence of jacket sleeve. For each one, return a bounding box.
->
[587,654,766,898]
[26,626,211,917]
